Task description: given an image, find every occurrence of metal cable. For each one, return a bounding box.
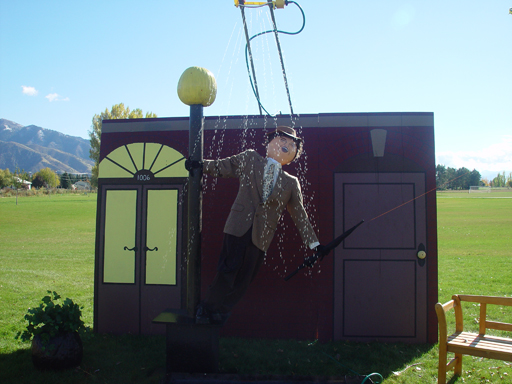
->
[241,1,305,116]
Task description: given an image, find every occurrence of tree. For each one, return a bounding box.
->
[0,168,12,188]
[33,168,60,188]
[453,167,479,190]
[31,175,47,189]
[436,164,458,190]
[453,167,470,190]
[436,164,481,190]
[492,171,506,188]
[60,172,70,189]
[445,167,457,189]
[468,169,481,188]
[12,168,29,205]
[89,103,157,187]
[436,165,447,189]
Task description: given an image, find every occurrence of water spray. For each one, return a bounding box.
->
[235,0,305,116]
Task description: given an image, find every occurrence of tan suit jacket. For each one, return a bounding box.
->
[203,149,319,252]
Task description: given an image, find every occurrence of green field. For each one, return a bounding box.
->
[0,191,511,383]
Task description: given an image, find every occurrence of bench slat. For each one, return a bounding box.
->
[486,321,512,332]
[446,357,459,371]
[458,295,512,306]
[450,339,512,353]
[448,346,512,362]
[447,332,512,362]
[448,332,512,347]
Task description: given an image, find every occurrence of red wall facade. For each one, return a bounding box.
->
[100,112,437,343]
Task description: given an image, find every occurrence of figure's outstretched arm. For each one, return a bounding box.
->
[203,150,252,178]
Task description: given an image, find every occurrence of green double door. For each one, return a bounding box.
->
[96,184,183,334]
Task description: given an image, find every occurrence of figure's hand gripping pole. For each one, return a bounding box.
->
[284,220,365,281]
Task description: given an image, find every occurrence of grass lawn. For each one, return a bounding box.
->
[0,191,511,383]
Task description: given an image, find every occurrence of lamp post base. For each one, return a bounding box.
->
[154,309,223,374]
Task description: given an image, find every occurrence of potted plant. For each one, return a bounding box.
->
[16,290,90,370]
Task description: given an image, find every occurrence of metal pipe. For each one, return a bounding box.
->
[241,6,263,115]
[268,1,294,115]
[186,104,204,316]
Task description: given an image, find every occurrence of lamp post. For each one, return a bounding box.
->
[153,69,219,375]
[177,66,217,317]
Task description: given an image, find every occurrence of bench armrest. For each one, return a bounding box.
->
[436,296,464,337]
[435,299,455,343]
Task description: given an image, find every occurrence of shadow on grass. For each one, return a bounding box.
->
[219,338,437,380]
[0,334,166,384]
[1,336,437,384]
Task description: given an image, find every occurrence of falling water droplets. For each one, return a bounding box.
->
[193,5,321,280]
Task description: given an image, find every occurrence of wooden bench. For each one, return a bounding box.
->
[435,294,512,384]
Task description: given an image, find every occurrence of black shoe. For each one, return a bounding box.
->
[210,311,231,325]
[210,312,222,324]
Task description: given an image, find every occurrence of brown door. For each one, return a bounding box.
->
[333,172,427,342]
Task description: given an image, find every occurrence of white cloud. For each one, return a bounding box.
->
[22,85,38,96]
[436,135,512,177]
[45,93,69,102]
[45,93,59,102]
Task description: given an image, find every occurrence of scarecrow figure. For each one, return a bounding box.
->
[195,126,324,323]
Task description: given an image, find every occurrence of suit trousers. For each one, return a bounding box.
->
[204,229,265,314]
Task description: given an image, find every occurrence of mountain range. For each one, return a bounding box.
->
[0,118,93,174]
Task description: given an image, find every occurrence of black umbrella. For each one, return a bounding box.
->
[284,220,364,281]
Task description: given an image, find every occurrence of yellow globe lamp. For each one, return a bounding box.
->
[177,66,217,107]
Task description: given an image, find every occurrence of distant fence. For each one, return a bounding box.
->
[1,187,97,198]
[486,187,512,193]
[469,186,491,193]
[437,187,512,197]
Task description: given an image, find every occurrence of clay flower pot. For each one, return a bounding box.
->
[31,332,83,370]
[16,291,90,370]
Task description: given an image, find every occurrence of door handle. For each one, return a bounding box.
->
[417,243,426,259]
[144,246,158,252]
[124,246,138,251]
[417,243,426,267]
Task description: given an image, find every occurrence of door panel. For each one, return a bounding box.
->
[97,187,141,334]
[343,183,416,249]
[343,260,416,337]
[145,189,178,285]
[97,284,140,334]
[103,190,138,283]
[140,186,182,334]
[334,173,427,342]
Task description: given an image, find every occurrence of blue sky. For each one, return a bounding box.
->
[1,1,511,180]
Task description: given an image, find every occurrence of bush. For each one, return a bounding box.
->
[16,291,90,344]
